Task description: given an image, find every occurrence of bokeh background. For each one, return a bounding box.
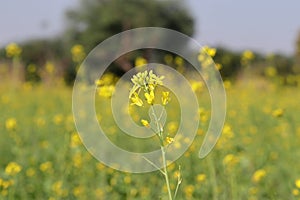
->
[1,0,300,199]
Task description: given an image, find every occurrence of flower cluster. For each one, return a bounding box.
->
[129,70,168,107]
[5,43,22,58]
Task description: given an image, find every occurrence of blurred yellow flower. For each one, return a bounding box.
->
[216,63,222,70]
[73,186,84,197]
[70,133,82,148]
[96,163,105,170]
[243,50,254,60]
[166,122,178,134]
[73,152,83,168]
[1,179,14,190]
[222,154,239,167]
[165,136,174,144]
[201,46,216,57]
[191,81,204,92]
[45,61,55,74]
[241,50,255,65]
[293,189,299,196]
[135,56,147,67]
[223,80,231,89]
[295,179,300,188]
[265,66,277,77]
[164,54,173,65]
[222,124,234,138]
[184,185,195,198]
[175,56,184,66]
[98,85,115,98]
[27,64,36,73]
[53,114,63,125]
[35,118,46,127]
[5,43,22,58]
[5,162,22,176]
[95,188,105,198]
[124,175,131,184]
[26,168,36,177]
[248,187,258,195]
[52,181,62,193]
[252,169,266,183]
[40,161,52,172]
[5,118,17,131]
[71,44,85,63]
[196,173,206,183]
[141,119,150,128]
[272,108,284,118]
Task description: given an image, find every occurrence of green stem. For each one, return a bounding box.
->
[208,156,218,200]
[161,146,173,200]
[150,105,173,200]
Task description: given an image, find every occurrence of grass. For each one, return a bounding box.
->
[1,77,300,200]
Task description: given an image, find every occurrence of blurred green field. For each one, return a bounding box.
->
[1,77,300,200]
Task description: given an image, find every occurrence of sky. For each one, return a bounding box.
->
[1,0,300,55]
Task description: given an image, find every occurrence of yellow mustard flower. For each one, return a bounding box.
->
[98,85,115,98]
[252,169,266,183]
[130,92,143,107]
[242,50,255,60]
[196,173,206,183]
[293,189,299,196]
[184,185,195,198]
[223,154,239,167]
[272,108,284,118]
[73,186,84,197]
[135,56,147,67]
[141,119,150,128]
[191,81,204,92]
[5,118,17,131]
[175,56,184,66]
[71,44,85,63]
[45,61,55,74]
[144,90,155,105]
[202,46,216,57]
[26,168,36,177]
[40,161,52,172]
[70,133,82,148]
[5,43,22,58]
[5,162,22,176]
[295,179,300,188]
[161,91,170,105]
[166,136,174,144]
[95,188,105,198]
[1,180,14,189]
[124,175,131,184]
[265,66,277,77]
[53,114,63,125]
[164,54,173,65]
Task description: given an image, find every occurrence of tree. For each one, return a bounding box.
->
[65,0,194,50]
[293,31,300,74]
[64,0,194,72]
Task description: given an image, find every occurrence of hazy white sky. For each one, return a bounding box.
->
[1,0,300,55]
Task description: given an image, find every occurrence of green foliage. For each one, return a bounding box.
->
[213,47,242,78]
[1,78,300,199]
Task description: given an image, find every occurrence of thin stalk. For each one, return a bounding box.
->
[161,146,173,200]
[173,178,181,199]
[208,156,218,200]
[151,105,173,200]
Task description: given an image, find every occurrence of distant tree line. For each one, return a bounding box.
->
[0,0,299,86]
